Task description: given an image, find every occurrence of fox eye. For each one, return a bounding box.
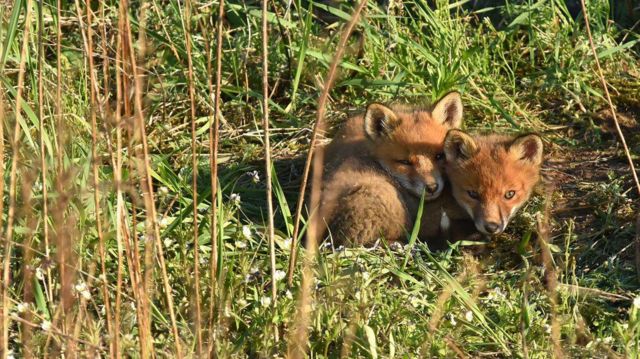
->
[396,159,412,166]
[435,153,445,161]
[467,190,480,200]
[505,190,516,199]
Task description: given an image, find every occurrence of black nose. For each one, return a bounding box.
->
[425,183,439,194]
[484,222,500,234]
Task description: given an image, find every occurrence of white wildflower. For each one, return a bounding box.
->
[158,216,171,229]
[603,337,612,344]
[235,241,248,249]
[390,242,404,252]
[361,271,370,281]
[285,290,293,300]
[449,314,457,326]
[544,324,552,334]
[35,267,44,280]
[158,186,169,196]
[274,270,286,282]
[230,193,241,205]
[242,225,252,239]
[465,311,473,322]
[282,237,292,250]
[260,296,272,308]
[75,282,91,300]
[16,302,28,313]
[247,170,260,183]
[633,296,640,309]
[41,320,52,332]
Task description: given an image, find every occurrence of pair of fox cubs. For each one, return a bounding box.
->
[319,92,543,249]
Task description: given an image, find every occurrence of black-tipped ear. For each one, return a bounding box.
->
[432,91,463,128]
[444,129,478,161]
[364,103,400,140]
[509,134,543,166]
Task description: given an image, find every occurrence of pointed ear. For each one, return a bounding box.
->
[444,129,477,161]
[364,103,401,140]
[432,91,463,128]
[509,134,543,166]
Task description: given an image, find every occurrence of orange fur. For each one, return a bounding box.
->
[421,130,544,246]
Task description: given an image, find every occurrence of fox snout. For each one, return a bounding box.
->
[410,174,443,200]
[472,204,511,235]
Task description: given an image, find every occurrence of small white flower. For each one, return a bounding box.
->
[158,216,171,229]
[35,267,44,280]
[465,310,473,322]
[449,314,457,326]
[274,270,286,282]
[230,193,241,205]
[544,324,552,334]
[81,289,91,300]
[235,241,247,249]
[41,320,52,331]
[242,225,252,239]
[260,296,272,307]
[390,242,404,252]
[603,336,612,344]
[285,290,293,300]
[320,242,332,250]
[163,238,175,248]
[75,282,92,300]
[282,237,292,250]
[75,282,88,293]
[633,296,640,309]
[361,271,370,281]
[17,302,28,313]
[622,323,629,329]
[158,186,169,196]
[247,170,260,183]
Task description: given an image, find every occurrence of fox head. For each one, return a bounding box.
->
[363,92,463,200]
[443,130,544,235]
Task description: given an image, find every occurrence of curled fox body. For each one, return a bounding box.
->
[319,93,463,246]
[421,130,544,247]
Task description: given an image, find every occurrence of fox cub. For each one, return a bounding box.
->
[420,130,544,248]
[318,92,463,246]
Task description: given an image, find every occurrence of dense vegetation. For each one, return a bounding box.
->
[1,0,639,357]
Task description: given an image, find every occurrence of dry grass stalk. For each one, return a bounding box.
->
[579,0,640,279]
[122,0,184,355]
[537,203,564,358]
[36,0,52,325]
[287,1,369,356]
[2,1,34,356]
[203,0,224,357]
[0,62,5,359]
[261,0,279,342]
[285,0,368,286]
[184,0,204,354]
[116,2,152,356]
[206,0,225,354]
[73,1,115,356]
[20,172,36,358]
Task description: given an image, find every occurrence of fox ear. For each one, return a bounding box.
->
[444,129,477,161]
[364,103,401,140]
[432,91,463,128]
[509,134,543,166]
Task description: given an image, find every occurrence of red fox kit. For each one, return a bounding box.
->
[319,92,463,246]
[432,130,544,240]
